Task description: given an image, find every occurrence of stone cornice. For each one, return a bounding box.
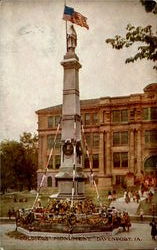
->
[61,58,82,70]
[63,89,79,96]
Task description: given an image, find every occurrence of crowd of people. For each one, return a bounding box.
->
[106,207,131,232]
[123,187,155,204]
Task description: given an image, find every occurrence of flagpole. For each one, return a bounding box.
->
[64,0,68,52]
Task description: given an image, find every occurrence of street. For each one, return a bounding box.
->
[0,223,157,250]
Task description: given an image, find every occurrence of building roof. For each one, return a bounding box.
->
[36,83,157,114]
[144,83,157,93]
[36,98,100,114]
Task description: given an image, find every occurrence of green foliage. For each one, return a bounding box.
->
[20,132,38,150]
[140,0,157,14]
[106,24,157,70]
[0,140,25,193]
[0,132,38,193]
[20,132,38,191]
[106,0,157,70]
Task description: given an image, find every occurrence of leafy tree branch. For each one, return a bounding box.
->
[106,0,157,70]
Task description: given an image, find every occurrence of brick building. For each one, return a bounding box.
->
[36,83,157,189]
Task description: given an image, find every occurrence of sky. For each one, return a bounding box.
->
[0,0,156,141]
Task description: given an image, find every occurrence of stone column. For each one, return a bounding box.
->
[106,131,111,175]
[137,129,142,175]
[99,132,105,175]
[129,129,135,173]
[37,134,47,188]
[38,134,43,169]
[42,135,47,169]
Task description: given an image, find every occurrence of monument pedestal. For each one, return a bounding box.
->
[55,177,85,200]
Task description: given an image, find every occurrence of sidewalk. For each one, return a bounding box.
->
[110,197,144,215]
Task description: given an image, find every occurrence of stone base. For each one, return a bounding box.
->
[55,173,86,200]
[54,178,86,200]
[50,192,86,200]
[17,226,113,238]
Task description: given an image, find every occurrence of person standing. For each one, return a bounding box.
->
[124,212,131,232]
[150,219,157,240]
[139,208,144,221]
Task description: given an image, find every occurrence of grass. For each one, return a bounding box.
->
[2,185,156,217]
[136,191,157,216]
[0,189,57,217]
[85,184,124,205]
[0,185,120,217]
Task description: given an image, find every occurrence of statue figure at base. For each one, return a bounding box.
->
[67,25,77,52]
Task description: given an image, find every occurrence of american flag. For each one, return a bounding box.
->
[63,6,89,30]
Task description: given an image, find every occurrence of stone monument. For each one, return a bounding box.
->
[17,25,115,236]
[55,25,86,200]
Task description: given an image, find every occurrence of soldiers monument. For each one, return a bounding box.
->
[55,25,86,200]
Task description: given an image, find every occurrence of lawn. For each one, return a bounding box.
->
[0,188,57,217]
[0,185,124,217]
[85,184,124,207]
[136,191,157,216]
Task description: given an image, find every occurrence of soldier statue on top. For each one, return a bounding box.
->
[67,25,77,52]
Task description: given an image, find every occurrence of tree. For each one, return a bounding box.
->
[140,0,157,14]
[20,132,38,150]
[0,140,25,193]
[20,132,38,190]
[0,132,38,193]
[105,0,157,70]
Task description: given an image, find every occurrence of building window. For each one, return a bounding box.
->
[116,175,125,185]
[85,113,91,125]
[55,116,60,127]
[113,152,128,168]
[55,134,61,149]
[48,115,60,128]
[112,110,128,123]
[93,113,98,125]
[48,116,54,128]
[84,155,90,168]
[47,135,54,149]
[84,133,99,148]
[93,154,99,168]
[48,156,53,169]
[143,107,157,121]
[121,110,128,122]
[85,133,91,147]
[113,131,128,146]
[103,111,106,123]
[55,155,60,169]
[93,133,99,147]
[47,176,52,187]
[47,134,61,149]
[145,130,157,144]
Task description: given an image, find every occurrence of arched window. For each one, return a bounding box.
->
[47,176,52,187]
[144,155,157,173]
